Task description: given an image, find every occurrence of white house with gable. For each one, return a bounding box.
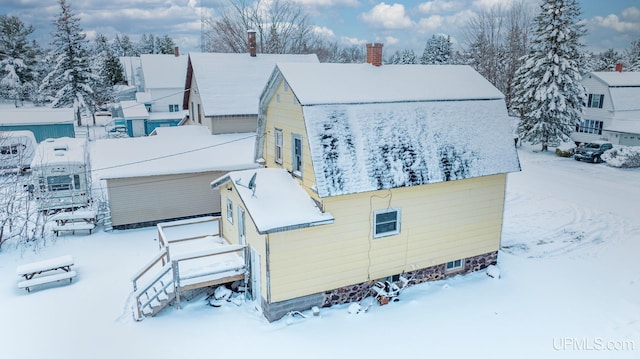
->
[576,70,640,146]
[182,32,319,135]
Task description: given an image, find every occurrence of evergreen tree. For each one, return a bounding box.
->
[138,33,156,54]
[595,48,623,71]
[420,34,452,64]
[156,35,176,55]
[0,15,41,106]
[40,0,97,126]
[113,34,138,57]
[624,39,640,71]
[511,0,586,151]
[90,34,123,117]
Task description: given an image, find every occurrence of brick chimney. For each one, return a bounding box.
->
[366,43,383,67]
[174,46,179,57]
[248,30,257,57]
[615,63,623,72]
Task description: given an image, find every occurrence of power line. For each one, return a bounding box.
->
[91,133,255,173]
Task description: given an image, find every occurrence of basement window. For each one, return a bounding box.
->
[373,208,401,238]
[445,259,464,272]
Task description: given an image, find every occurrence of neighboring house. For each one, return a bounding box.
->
[182,37,319,135]
[92,125,258,229]
[0,107,75,142]
[111,53,188,137]
[210,46,521,321]
[575,70,640,146]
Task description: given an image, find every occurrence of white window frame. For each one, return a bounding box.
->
[373,208,401,238]
[587,94,604,109]
[226,198,233,223]
[274,128,283,165]
[292,134,303,177]
[445,259,465,272]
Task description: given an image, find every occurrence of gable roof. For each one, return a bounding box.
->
[609,87,640,112]
[590,71,640,87]
[186,52,319,117]
[260,63,520,198]
[274,63,504,105]
[140,54,188,90]
[211,168,334,234]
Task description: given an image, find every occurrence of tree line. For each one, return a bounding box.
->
[0,0,176,125]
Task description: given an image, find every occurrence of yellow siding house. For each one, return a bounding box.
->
[211,54,521,321]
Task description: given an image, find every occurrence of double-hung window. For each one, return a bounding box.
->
[587,94,604,108]
[373,208,401,238]
[274,129,283,165]
[226,199,233,223]
[169,104,179,112]
[292,134,303,176]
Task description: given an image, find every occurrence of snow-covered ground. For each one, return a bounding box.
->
[0,144,638,359]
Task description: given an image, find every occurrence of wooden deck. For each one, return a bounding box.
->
[132,216,246,320]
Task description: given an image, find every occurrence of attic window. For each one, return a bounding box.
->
[373,208,401,238]
[284,81,289,92]
[587,94,604,108]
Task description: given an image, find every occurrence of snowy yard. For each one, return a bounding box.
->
[0,144,639,358]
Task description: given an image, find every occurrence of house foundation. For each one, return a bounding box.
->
[262,251,498,322]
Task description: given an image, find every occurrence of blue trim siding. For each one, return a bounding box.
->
[0,124,75,142]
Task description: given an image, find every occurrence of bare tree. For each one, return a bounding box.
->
[462,1,532,110]
[203,0,321,55]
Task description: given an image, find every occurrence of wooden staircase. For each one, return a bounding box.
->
[131,242,246,321]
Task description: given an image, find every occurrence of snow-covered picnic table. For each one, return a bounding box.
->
[16,255,77,292]
[50,210,97,236]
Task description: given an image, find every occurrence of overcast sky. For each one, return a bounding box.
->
[1,0,639,55]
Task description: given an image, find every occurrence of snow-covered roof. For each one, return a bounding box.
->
[140,54,188,90]
[591,71,640,87]
[304,100,521,198]
[92,126,258,179]
[0,107,74,125]
[274,63,505,105]
[609,87,640,112]
[120,100,149,119]
[188,52,319,116]
[31,137,87,168]
[211,168,334,234]
[135,92,152,103]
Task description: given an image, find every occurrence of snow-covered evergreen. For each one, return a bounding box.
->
[624,39,640,71]
[511,0,586,151]
[40,0,97,126]
[386,49,418,65]
[0,15,41,106]
[420,34,452,65]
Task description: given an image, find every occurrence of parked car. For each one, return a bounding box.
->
[574,141,613,163]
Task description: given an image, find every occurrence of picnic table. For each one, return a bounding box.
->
[50,210,96,236]
[16,255,77,292]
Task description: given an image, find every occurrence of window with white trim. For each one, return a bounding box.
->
[445,259,464,272]
[226,198,233,223]
[576,119,603,135]
[373,208,401,238]
[274,128,283,165]
[587,94,604,108]
[292,134,303,176]
[169,104,180,112]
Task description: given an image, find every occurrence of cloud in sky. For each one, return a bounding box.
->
[418,0,463,14]
[590,6,640,33]
[360,3,414,30]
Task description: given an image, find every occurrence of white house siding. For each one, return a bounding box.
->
[149,88,183,113]
[106,171,224,228]
[574,76,614,143]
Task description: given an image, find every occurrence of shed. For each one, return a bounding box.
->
[0,107,75,142]
[92,125,258,229]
